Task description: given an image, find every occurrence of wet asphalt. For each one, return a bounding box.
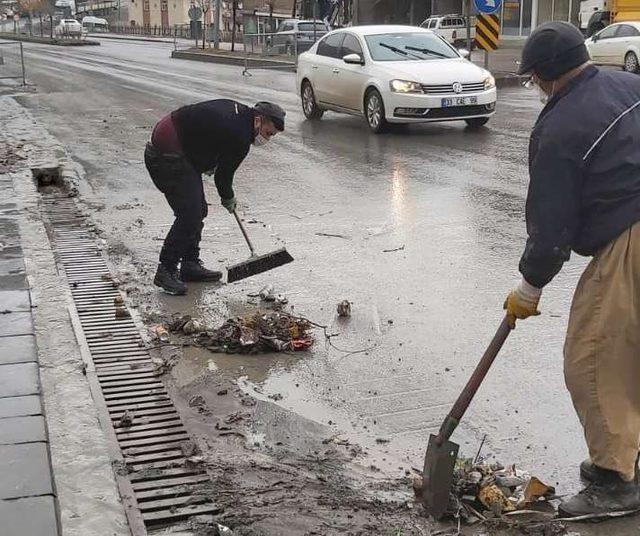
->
[5,38,606,501]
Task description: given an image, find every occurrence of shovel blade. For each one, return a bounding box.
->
[422,433,459,520]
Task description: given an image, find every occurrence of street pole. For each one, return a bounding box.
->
[353,0,358,24]
[466,0,471,56]
[213,0,221,49]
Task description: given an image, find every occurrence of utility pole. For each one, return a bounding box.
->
[213,0,221,49]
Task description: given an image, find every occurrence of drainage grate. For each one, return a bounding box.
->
[40,195,219,534]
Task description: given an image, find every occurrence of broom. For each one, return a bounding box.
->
[227,210,294,283]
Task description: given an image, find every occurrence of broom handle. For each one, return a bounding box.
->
[233,210,256,256]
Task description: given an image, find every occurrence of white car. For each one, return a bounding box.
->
[420,14,476,48]
[55,18,82,38]
[296,25,496,133]
[586,21,640,72]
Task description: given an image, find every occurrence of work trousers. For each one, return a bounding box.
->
[144,143,208,267]
[564,220,640,481]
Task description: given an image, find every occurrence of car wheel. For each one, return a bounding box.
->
[624,51,639,73]
[465,117,489,129]
[301,81,324,120]
[364,89,388,134]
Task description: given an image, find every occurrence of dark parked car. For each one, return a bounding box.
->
[267,19,330,55]
[587,10,611,37]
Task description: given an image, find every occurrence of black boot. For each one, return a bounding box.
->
[153,264,187,295]
[580,459,599,482]
[559,466,640,518]
[180,259,222,282]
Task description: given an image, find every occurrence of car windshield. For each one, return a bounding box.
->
[364,32,458,61]
[298,22,327,32]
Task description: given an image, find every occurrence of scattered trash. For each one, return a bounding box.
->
[181,441,199,457]
[115,307,130,319]
[113,295,124,306]
[337,300,352,317]
[151,325,169,342]
[268,393,283,401]
[193,311,314,354]
[315,232,350,239]
[217,389,228,396]
[382,245,405,253]
[224,411,250,424]
[258,285,275,301]
[167,314,192,332]
[375,437,390,444]
[183,319,204,335]
[188,395,206,408]
[119,410,134,428]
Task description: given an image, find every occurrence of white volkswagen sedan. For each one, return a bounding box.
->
[586,22,640,73]
[296,25,497,133]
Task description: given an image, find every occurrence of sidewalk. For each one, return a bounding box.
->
[0,171,60,535]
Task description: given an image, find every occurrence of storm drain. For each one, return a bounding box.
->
[40,195,219,534]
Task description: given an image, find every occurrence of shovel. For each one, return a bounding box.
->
[422,316,512,519]
[227,210,294,283]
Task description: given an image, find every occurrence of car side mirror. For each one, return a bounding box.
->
[458,48,470,58]
[343,53,364,65]
[592,34,599,42]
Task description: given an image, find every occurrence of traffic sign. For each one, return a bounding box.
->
[475,13,500,51]
[188,6,202,20]
[473,0,502,14]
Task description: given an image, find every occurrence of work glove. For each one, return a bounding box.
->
[221,197,237,214]
[503,279,542,328]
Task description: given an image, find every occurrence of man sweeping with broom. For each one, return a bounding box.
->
[144,100,286,295]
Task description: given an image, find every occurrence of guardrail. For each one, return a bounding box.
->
[0,41,26,86]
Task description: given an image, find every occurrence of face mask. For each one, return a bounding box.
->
[253,134,269,146]
[536,81,555,105]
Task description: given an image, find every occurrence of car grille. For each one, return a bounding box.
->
[425,104,491,118]
[421,82,486,94]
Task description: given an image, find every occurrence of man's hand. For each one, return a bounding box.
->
[503,279,542,328]
[221,197,237,213]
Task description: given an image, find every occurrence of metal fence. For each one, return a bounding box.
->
[0,42,26,87]
[242,32,304,76]
[112,24,194,39]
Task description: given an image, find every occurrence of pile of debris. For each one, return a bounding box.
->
[415,458,556,526]
[449,458,556,521]
[167,312,314,354]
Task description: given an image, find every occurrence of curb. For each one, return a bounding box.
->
[171,49,296,70]
[495,74,526,88]
[88,33,175,44]
[0,33,100,46]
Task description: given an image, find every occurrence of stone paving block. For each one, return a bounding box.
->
[0,246,22,260]
[0,290,30,312]
[0,273,28,290]
[0,311,33,336]
[0,258,25,276]
[0,496,59,536]
[0,395,42,418]
[0,415,46,444]
[0,443,54,499]
[0,362,40,397]
[0,334,37,365]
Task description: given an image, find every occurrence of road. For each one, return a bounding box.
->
[2,38,608,513]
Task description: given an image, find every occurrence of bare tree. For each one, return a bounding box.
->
[193,0,211,49]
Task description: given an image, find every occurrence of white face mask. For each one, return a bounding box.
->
[253,134,269,146]
[536,81,555,105]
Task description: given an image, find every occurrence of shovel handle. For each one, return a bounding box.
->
[233,210,256,256]
[437,316,512,444]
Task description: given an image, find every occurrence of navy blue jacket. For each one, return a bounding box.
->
[520,65,640,288]
[172,99,256,200]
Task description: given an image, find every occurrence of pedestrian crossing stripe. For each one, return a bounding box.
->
[476,14,500,51]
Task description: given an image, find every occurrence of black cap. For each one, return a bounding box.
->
[254,101,286,131]
[519,21,590,81]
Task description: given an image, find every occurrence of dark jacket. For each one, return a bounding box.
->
[520,65,640,288]
[171,99,255,199]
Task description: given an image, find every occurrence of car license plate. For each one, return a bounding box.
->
[441,96,478,107]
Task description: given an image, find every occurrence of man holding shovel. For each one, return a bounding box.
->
[144,99,286,295]
[505,22,640,517]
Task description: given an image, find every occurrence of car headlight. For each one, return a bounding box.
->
[389,80,423,93]
[484,75,496,90]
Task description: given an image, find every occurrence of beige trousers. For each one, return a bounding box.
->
[564,221,640,481]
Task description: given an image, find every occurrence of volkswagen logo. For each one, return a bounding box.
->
[452,82,463,94]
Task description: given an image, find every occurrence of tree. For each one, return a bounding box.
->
[193,0,211,49]
[16,0,44,36]
[231,0,238,51]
